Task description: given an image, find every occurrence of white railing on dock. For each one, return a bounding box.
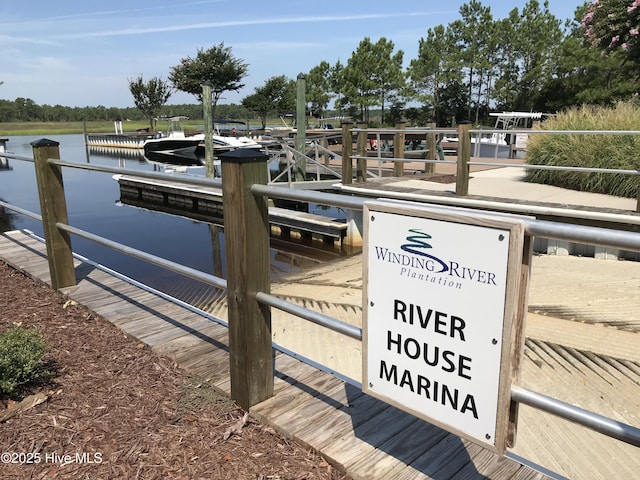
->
[85,133,148,149]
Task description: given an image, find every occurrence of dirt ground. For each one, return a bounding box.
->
[0,261,350,480]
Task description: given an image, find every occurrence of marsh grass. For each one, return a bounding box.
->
[526,102,640,198]
[0,118,271,137]
[0,120,209,136]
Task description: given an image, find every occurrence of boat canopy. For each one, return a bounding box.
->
[489,112,546,130]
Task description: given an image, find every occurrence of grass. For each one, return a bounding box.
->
[526,102,640,198]
[0,119,273,136]
[0,120,200,136]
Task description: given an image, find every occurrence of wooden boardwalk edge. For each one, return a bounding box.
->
[0,230,553,480]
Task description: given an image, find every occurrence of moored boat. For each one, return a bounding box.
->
[143,116,202,156]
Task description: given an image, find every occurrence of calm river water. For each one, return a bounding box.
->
[0,134,344,305]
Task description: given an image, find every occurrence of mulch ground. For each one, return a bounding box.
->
[0,261,350,480]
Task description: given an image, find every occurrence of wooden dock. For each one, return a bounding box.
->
[0,229,554,480]
[116,174,349,242]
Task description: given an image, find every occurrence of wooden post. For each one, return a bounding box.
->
[424,122,436,174]
[31,139,75,290]
[394,122,406,177]
[456,121,472,196]
[356,122,367,183]
[220,148,273,410]
[321,136,329,167]
[295,73,307,182]
[341,122,353,184]
[82,119,91,164]
[202,82,215,179]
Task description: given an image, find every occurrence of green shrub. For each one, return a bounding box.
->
[0,326,49,396]
[525,102,640,198]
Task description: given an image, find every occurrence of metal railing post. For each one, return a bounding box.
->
[356,121,368,183]
[456,121,472,196]
[341,121,353,184]
[31,139,76,290]
[394,122,406,177]
[220,148,273,410]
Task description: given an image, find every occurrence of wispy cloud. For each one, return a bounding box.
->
[55,12,435,39]
[0,34,61,47]
[49,0,227,21]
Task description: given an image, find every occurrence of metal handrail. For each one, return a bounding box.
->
[255,292,362,340]
[56,222,227,291]
[0,200,42,222]
[511,386,640,448]
[253,184,640,251]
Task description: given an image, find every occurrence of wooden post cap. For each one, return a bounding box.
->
[218,148,269,164]
[30,138,60,147]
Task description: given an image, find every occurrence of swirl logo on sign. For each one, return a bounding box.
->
[400,229,449,273]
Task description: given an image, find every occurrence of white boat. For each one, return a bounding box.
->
[194,133,263,157]
[443,112,546,158]
[482,111,544,147]
[143,116,202,156]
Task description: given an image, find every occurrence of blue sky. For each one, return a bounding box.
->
[2,0,586,108]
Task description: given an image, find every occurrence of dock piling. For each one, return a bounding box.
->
[31,139,76,290]
[220,148,273,410]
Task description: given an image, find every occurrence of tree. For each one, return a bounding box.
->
[242,76,295,128]
[449,0,495,122]
[128,76,172,132]
[335,37,404,124]
[537,4,636,110]
[169,43,248,107]
[306,61,334,119]
[515,0,563,110]
[408,24,463,124]
[583,0,640,74]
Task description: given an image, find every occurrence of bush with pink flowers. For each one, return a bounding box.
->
[583,0,640,68]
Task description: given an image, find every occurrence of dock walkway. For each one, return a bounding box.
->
[0,229,556,480]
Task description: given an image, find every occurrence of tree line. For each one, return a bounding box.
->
[1,0,637,128]
[0,98,254,124]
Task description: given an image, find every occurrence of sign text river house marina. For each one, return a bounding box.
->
[362,200,531,454]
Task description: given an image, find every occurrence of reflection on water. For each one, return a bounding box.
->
[0,134,356,308]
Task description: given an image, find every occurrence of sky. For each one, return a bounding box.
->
[1,0,586,109]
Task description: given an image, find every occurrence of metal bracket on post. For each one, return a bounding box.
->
[220,148,273,410]
[31,138,76,290]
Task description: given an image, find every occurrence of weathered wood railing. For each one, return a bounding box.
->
[1,138,639,449]
[343,122,640,213]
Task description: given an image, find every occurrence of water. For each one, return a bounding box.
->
[0,134,346,305]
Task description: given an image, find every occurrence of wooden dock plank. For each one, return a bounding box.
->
[319,404,421,470]
[250,371,345,426]
[397,433,475,479]
[452,446,523,479]
[351,422,450,480]
[270,381,356,437]
[114,304,204,334]
[142,319,225,349]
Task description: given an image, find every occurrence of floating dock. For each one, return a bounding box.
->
[85,133,149,149]
[115,175,349,244]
